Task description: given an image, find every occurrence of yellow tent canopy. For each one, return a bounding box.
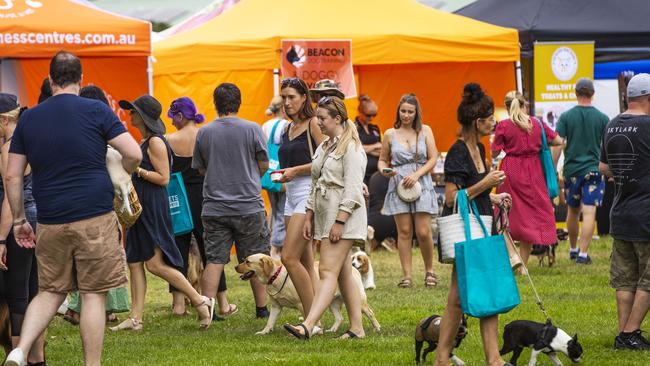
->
[154,0,520,151]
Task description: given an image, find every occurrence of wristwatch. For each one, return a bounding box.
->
[334,219,346,226]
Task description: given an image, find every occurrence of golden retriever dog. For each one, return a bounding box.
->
[0,301,12,356]
[350,248,376,290]
[235,254,381,335]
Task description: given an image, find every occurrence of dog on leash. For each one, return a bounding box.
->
[235,253,381,335]
[500,320,582,366]
[351,248,375,290]
[531,243,557,267]
[415,314,468,365]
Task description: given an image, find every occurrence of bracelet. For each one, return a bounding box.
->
[334,219,346,226]
[12,218,26,227]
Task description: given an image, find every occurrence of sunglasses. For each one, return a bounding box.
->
[281,77,303,89]
[318,96,344,118]
[364,113,377,118]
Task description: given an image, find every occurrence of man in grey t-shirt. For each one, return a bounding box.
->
[193,83,271,318]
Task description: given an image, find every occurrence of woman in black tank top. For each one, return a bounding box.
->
[166,97,238,318]
[277,78,326,320]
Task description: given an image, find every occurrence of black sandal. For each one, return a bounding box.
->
[338,330,361,339]
[284,323,310,340]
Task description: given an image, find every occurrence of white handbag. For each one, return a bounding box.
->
[437,192,493,264]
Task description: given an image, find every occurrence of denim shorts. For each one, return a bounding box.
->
[202,211,271,264]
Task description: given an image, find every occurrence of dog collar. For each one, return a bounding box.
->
[268,265,283,285]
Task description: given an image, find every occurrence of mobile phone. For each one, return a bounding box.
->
[382,168,394,174]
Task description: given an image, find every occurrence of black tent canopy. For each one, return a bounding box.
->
[456,0,650,62]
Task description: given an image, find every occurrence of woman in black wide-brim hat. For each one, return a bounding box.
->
[110,95,213,331]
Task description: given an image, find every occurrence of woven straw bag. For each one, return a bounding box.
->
[437,192,492,264]
[113,184,142,228]
[396,131,424,203]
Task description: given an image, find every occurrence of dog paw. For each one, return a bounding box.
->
[255,329,272,335]
[326,327,338,333]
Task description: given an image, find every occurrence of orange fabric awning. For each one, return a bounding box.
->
[0,0,150,58]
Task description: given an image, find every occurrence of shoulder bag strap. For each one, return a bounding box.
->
[268,119,282,147]
[307,120,315,159]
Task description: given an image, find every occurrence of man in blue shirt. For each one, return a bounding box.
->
[4,51,141,366]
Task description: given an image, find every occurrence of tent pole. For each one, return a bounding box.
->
[148,56,153,95]
[515,61,523,93]
[273,68,279,95]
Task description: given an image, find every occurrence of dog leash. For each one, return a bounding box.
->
[497,205,552,323]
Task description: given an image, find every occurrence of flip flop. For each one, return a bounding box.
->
[338,330,363,340]
[217,303,238,318]
[284,323,310,340]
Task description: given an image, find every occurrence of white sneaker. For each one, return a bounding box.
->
[5,348,25,366]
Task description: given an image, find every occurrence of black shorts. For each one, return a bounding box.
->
[202,212,271,264]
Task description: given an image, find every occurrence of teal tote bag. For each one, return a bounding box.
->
[167,172,194,236]
[454,190,520,318]
[261,119,283,193]
[536,118,559,199]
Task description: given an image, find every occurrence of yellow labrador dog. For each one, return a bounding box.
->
[235,253,381,335]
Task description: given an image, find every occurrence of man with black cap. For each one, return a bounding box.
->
[4,51,142,366]
[600,73,650,350]
[553,77,609,265]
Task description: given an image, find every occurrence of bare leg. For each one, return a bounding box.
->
[281,214,315,317]
[479,315,505,366]
[171,291,186,315]
[127,262,147,321]
[434,267,462,366]
[622,290,650,333]
[414,213,435,274]
[25,334,45,364]
[579,205,596,254]
[566,206,581,250]
[145,247,203,306]
[15,292,66,359]
[302,238,352,332]
[519,242,532,267]
[202,263,224,299]
[616,290,635,332]
[250,278,267,308]
[337,251,364,337]
[79,292,107,366]
[394,213,414,281]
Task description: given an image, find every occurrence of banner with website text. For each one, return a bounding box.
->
[281,39,356,99]
[534,41,594,130]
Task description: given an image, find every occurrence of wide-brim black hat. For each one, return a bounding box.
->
[119,95,166,135]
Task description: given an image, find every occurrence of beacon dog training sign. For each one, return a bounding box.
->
[281,39,356,98]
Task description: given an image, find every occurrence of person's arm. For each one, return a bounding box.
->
[363,142,382,157]
[6,153,34,248]
[551,141,565,167]
[329,144,365,243]
[599,162,613,178]
[257,152,269,177]
[377,129,396,177]
[108,132,142,174]
[139,136,170,186]
[416,126,438,176]
[444,173,502,208]
[254,125,270,177]
[0,143,15,242]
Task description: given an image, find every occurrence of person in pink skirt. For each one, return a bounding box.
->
[491,91,563,271]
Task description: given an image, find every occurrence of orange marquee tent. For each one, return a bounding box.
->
[0,0,151,138]
[153,0,519,151]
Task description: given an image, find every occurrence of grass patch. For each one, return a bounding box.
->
[37,237,650,365]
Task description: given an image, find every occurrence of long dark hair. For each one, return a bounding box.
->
[281,77,315,121]
[457,83,494,134]
[394,93,423,132]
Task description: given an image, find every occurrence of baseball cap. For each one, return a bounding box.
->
[0,93,18,114]
[627,73,650,98]
[575,78,594,94]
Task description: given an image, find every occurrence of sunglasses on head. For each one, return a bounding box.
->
[318,96,344,118]
[281,77,303,89]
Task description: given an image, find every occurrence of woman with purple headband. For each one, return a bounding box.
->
[166,97,237,319]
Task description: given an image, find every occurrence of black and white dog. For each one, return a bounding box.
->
[500,320,583,366]
[415,314,468,365]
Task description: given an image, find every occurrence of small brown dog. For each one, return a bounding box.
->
[0,300,13,355]
[531,243,557,267]
[415,314,468,365]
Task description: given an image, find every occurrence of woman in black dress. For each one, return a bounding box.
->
[434,84,512,366]
[111,95,213,331]
[355,94,381,185]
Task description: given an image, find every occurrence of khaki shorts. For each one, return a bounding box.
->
[36,211,127,293]
[610,239,650,292]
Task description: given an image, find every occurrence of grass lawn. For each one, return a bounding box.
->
[37,236,650,365]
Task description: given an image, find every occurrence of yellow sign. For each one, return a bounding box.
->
[533,42,594,129]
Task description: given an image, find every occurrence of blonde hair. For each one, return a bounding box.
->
[504,91,531,133]
[265,95,283,116]
[318,96,361,156]
[0,107,20,120]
